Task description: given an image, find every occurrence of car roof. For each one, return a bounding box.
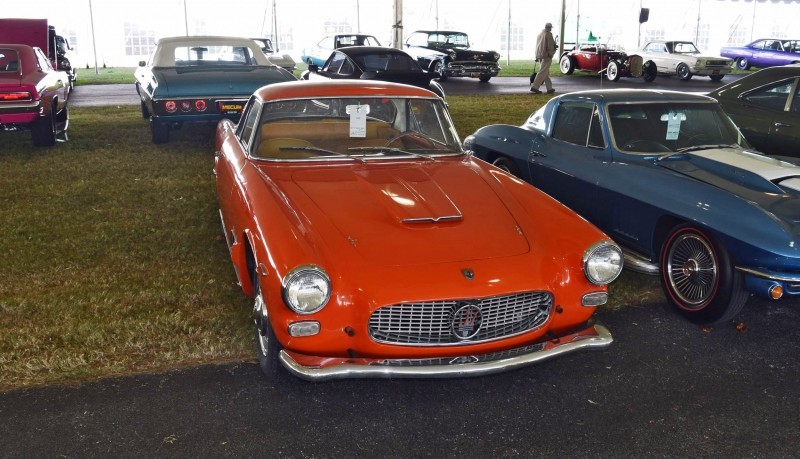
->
[556,89,717,104]
[253,80,436,101]
[155,35,258,45]
[411,30,468,35]
[335,46,408,57]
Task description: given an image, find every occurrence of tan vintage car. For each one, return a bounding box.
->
[638,40,733,81]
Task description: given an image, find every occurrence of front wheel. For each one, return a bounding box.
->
[660,225,748,325]
[432,60,447,81]
[253,275,282,379]
[559,55,575,75]
[736,57,751,71]
[676,63,692,81]
[606,61,621,81]
[643,60,657,82]
[478,74,491,83]
[709,74,724,82]
[492,156,522,178]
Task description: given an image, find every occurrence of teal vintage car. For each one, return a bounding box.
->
[134,36,295,144]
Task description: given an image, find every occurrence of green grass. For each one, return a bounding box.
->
[76,67,137,85]
[0,97,661,390]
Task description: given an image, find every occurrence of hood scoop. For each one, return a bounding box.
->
[353,168,464,225]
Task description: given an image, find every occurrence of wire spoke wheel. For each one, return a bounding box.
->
[660,225,749,324]
[666,233,718,308]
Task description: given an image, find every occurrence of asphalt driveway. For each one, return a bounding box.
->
[2,296,798,457]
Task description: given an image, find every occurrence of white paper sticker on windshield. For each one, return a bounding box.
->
[346,104,369,138]
[666,112,682,140]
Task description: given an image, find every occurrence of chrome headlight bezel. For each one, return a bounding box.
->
[282,264,332,314]
[583,242,624,285]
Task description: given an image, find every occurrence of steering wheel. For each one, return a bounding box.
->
[385,132,436,149]
[622,139,672,153]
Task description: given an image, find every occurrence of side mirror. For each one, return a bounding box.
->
[138,60,146,67]
[308,63,319,73]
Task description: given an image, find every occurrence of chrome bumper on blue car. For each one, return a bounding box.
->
[278,323,612,381]
[738,266,800,298]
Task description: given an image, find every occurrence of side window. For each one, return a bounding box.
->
[338,57,355,75]
[34,48,53,71]
[407,33,425,47]
[324,52,345,73]
[791,79,800,113]
[319,37,333,49]
[588,107,605,149]
[237,97,261,151]
[552,102,595,146]
[743,79,794,112]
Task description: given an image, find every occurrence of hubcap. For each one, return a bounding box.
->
[666,233,718,308]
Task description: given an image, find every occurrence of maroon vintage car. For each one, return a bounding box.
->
[0,44,70,146]
[559,44,656,82]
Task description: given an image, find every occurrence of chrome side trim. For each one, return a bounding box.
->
[736,266,800,283]
[622,249,660,275]
[278,323,612,381]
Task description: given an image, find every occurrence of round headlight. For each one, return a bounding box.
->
[492,52,500,61]
[583,242,623,285]
[282,265,331,314]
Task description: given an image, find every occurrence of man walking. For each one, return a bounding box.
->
[531,22,557,94]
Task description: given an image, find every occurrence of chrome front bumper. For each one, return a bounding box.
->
[279,323,612,381]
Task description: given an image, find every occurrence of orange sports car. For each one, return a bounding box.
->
[214,80,622,380]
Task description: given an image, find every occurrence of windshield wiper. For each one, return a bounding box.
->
[281,146,365,164]
[347,146,437,161]
[675,144,738,154]
[656,144,736,161]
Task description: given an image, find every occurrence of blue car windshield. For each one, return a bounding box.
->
[608,102,749,154]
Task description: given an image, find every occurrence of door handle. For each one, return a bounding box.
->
[774,122,792,127]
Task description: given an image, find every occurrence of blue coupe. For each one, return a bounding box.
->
[465,89,800,324]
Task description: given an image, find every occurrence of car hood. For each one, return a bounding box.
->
[658,148,800,221]
[282,161,530,265]
[151,66,294,97]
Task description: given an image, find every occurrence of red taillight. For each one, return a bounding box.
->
[180,100,192,112]
[194,99,207,112]
[165,100,177,113]
[0,92,33,102]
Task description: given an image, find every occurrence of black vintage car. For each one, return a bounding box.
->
[404,30,500,82]
[709,65,800,157]
[302,46,445,98]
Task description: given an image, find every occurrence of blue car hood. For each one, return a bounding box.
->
[151,66,294,98]
[658,148,800,223]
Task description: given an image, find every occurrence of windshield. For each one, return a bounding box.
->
[609,102,749,154]
[430,33,469,48]
[672,42,700,54]
[252,97,463,161]
[173,45,256,66]
[0,49,21,74]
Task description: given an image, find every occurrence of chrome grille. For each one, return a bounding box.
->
[369,292,553,346]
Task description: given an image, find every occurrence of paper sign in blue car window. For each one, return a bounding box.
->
[666,112,683,140]
[346,104,369,138]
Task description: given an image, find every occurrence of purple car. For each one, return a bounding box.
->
[721,39,800,70]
